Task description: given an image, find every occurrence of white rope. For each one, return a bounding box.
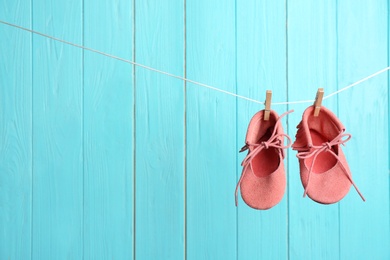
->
[1,20,389,106]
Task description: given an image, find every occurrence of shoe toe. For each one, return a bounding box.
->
[240,164,286,210]
[300,161,352,204]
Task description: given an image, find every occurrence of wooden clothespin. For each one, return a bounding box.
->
[264,90,272,120]
[313,88,324,117]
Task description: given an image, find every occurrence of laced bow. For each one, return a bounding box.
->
[296,132,365,201]
[235,110,293,206]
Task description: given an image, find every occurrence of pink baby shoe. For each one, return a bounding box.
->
[235,110,293,210]
[292,105,365,204]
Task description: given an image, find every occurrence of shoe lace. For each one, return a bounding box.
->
[296,132,365,201]
[235,110,293,206]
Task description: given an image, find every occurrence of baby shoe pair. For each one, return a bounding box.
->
[235,106,365,210]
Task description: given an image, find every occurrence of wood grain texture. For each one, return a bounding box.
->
[338,1,390,259]
[32,0,83,258]
[236,1,288,259]
[1,0,390,258]
[186,0,237,259]
[135,0,184,259]
[287,1,340,259]
[0,0,32,258]
[83,0,134,258]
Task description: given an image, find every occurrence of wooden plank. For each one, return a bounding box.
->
[236,1,288,259]
[135,0,184,259]
[83,0,134,258]
[186,1,236,259]
[0,1,32,258]
[287,1,340,259]
[32,0,83,258]
[337,1,390,258]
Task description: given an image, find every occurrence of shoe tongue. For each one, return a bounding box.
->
[305,106,345,146]
[293,106,345,150]
[308,113,342,141]
[246,111,279,145]
[311,106,345,139]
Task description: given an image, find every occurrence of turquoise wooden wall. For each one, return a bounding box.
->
[0,0,389,259]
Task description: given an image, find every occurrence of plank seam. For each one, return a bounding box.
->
[387,0,390,245]
[30,0,34,258]
[183,0,187,259]
[285,1,290,259]
[336,2,341,259]
[234,0,238,259]
[132,0,137,259]
[82,0,85,258]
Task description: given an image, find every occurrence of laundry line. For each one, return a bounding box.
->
[1,20,389,106]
